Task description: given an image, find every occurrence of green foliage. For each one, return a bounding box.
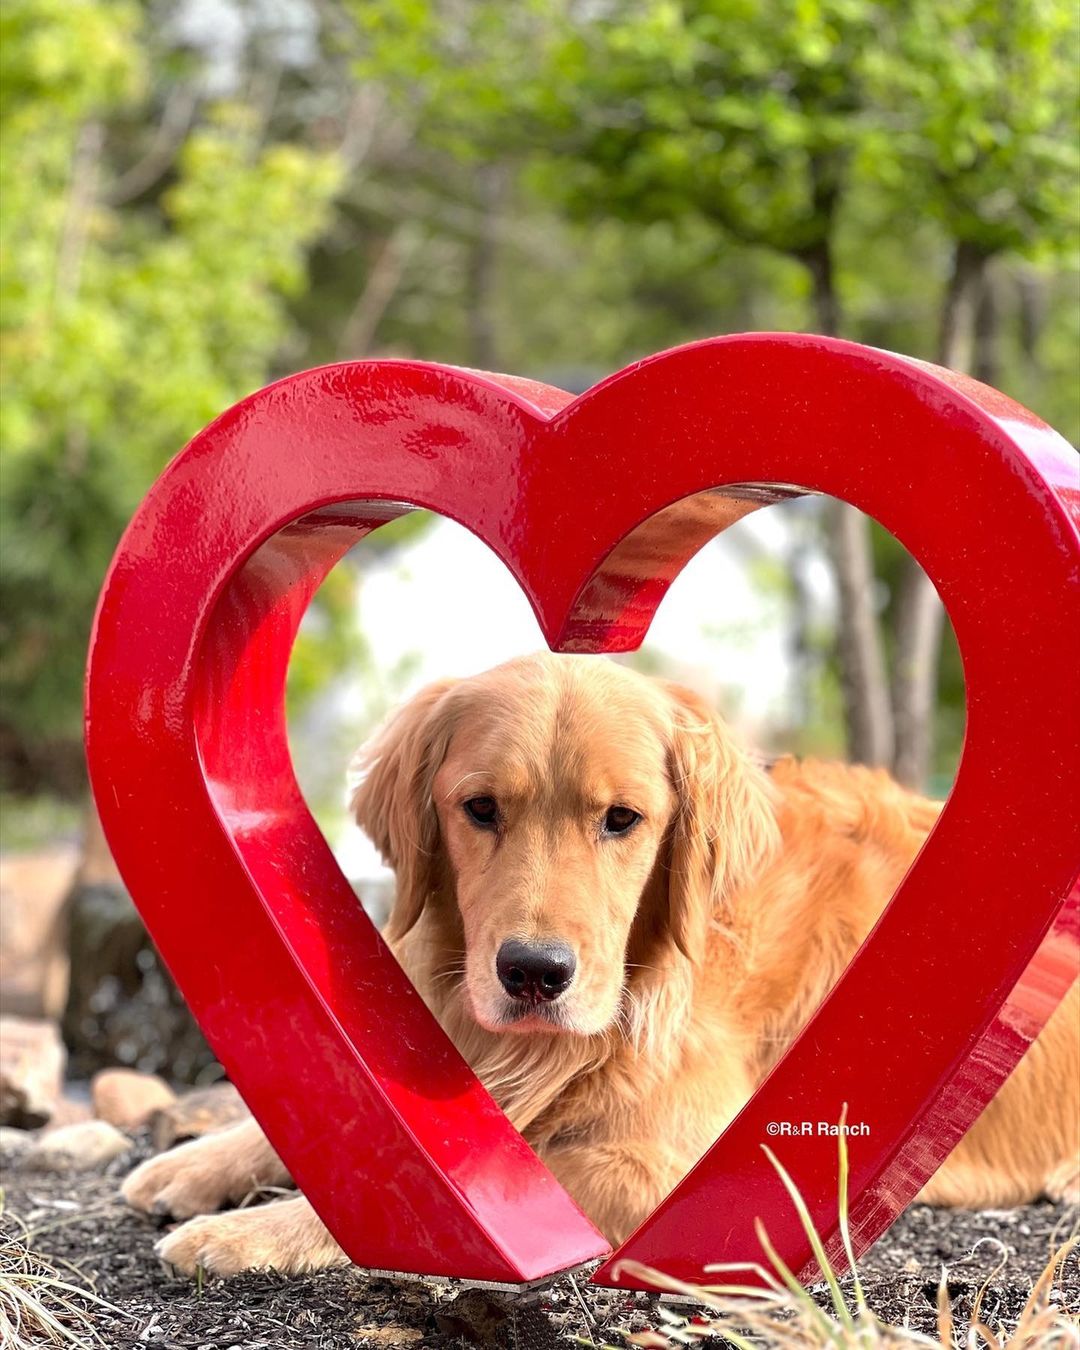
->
[355,0,582,151]
[355,0,876,260]
[864,0,1080,257]
[353,0,1079,330]
[0,0,342,776]
[286,565,368,713]
[2,0,1076,802]
[337,0,1077,785]
[0,792,81,851]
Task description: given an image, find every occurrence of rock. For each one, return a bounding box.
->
[0,845,77,1019]
[47,1092,93,1130]
[91,1067,176,1129]
[0,1015,65,1127]
[0,1124,34,1161]
[148,1082,247,1151]
[23,1119,131,1172]
[60,806,215,1084]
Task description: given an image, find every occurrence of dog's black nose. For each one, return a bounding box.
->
[496,939,577,1003]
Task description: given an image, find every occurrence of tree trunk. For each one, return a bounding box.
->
[61,805,214,1083]
[802,239,840,339]
[889,240,988,790]
[1015,267,1045,367]
[827,498,895,766]
[55,121,103,304]
[336,224,413,359]
[466,162,505,370]
[972,262,1001,388]
[890,563,946,788]
[936,238,984,372]
[785,530,819,731]
[802,237,895,766]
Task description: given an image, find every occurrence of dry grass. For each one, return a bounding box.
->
[0,1196,131,1349]
[610,1112,1079,1350]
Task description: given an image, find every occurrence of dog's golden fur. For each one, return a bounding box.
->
[124,654,1079,1276]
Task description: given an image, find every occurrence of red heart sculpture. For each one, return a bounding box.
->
[86,335,1080,1290]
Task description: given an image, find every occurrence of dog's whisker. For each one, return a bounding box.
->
[443,770,493,799]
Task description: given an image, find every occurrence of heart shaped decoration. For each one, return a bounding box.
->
[86,335,1080,1290]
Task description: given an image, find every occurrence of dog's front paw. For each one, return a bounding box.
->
[122,1138,241,1220]
[1045,1158,1080,1206]
[155,1197,348,1277]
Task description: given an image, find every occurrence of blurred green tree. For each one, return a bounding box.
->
[0,0,342,793]
[2,0,1076,805]
[860,0,1080,784]
[351,0,1078,788]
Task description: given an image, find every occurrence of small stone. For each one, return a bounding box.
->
[92,1067,176,1129]
[148,1081,247,1151]
[0,1015,65,1127]
[23,1118,132,1172]
[0,1124,35,1160]
[44,1092,94,1131]
[0,845,77,1020]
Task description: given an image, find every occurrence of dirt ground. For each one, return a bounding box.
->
[2,1133,1076,1350]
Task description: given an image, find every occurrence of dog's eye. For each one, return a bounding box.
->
[464,796,499,828]
[603,806,641,836]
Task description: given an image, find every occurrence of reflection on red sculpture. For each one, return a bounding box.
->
[85,335,1080,1289]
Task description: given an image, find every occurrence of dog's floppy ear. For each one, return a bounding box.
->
[349,678,458,940]
[663,682,780,962]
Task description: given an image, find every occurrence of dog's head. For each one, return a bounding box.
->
[351,654,777,1039]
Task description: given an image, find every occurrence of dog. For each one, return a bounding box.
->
[121,653,1080,1276]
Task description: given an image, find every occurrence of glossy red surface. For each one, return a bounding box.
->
[85,334,1080,1290]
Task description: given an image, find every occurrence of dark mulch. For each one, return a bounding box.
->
[1,1135,1076,1350]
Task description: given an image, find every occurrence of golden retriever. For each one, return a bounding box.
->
[122,653,1079,1277]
